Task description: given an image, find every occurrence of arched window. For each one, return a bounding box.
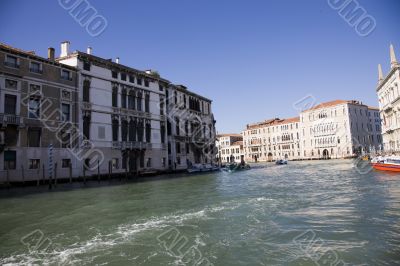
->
[128,90,135,110]
[112,118,119,141]
[83,80,90,102]
[145,121,151,142]
[129,119,136,142]
[112,86,118,107]
[121,119,128,141]
[121,88,127,109]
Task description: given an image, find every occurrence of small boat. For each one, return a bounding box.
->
[361,155,370,161]
[222,162,251,173]
[187,164,220,173]
[371,156,400,172]
[275,159,288,165]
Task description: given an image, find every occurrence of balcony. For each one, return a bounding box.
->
[383,103,393,113]
[1,114,22,126]
[113,141,152,150]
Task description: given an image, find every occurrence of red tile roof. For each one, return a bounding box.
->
[217,133,242,138]
[303,100,367,112]
[231,141,243,146]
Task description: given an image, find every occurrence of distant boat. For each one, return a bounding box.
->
[371,156,400,172]
[222,162,251,173]
[275,159,288,165]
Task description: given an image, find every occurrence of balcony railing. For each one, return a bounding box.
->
[1,114,21,125]
[112,141,152,150]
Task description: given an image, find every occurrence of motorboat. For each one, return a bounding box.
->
[275,159,288,165]
[371,156,400,172]
[187,164,220,173]
[222,162,251,173]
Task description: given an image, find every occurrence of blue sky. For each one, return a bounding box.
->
[1,0,399,133]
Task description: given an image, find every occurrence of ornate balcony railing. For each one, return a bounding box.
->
[1,114,21,126]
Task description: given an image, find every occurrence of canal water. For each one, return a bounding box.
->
[0,160,399,265]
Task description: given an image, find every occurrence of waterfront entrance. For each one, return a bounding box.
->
[322,149,329,159]
[267,153,273,162]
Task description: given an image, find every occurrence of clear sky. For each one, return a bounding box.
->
[1,0,399,133]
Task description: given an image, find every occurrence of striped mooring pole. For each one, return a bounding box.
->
[48,144,53,189]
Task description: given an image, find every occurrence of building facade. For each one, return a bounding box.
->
[216,134,243,163]
[0,43,79,182]
[300,100,382,159]
[166,84,216,170]
[376,44,400,151]
[1,41,216,183]
[243,117,301,162]
[243,100,382,161]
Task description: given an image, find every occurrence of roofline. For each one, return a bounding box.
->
[57,51,170,83]
[170,84,212,102]
[376,65,400,92]
[0,42,77,71]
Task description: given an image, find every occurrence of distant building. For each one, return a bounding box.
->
[243,117,301,162]
[243,100,382,161]
[0,43,79,181]
[300,100,382,159]
[376,44,400,151]
[216,134,243,163]
[166,84,216,170]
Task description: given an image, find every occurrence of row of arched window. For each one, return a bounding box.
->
[112,117,152,143]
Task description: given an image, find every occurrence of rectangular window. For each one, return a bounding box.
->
[5,55,19,68]
[62,159,71,168]
[28,128,41,147]
[144,80,149,87]
[30,62,42,74]
[61,103,70,121]
[137,77,142,85]
[121,73,127,81]
[83,61,91,71]
[61,69,71,80]
[129,75,135,83]
[146,158,152,167]
[29,159,40,169]
[112,71,118,79]
[29,98,40,119]
[4,150,16,170]
[4,94,17,114]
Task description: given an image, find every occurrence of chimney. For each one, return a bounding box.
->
[116,57,120,64]
[48,47,55,61]
[60,41,70,57]
[87,46,92,55]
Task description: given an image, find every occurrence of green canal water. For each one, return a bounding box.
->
[0,160,400,265]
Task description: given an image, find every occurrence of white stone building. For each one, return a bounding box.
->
[216,134,243,163]
[376,44,400,151]
[166,84,216,171]
[243,117,301,162]
[300,100,382,159]
[58,42,170,176]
